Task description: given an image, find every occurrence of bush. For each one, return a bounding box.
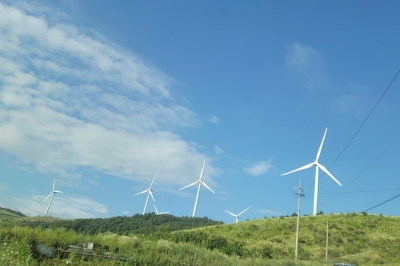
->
[207,236,228,251]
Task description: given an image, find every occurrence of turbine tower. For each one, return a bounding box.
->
[179,159,215,217]
[154,204,169,215]
[135,172,157,215]
[43,179,63,217]
[281,128,342,216]
[225,207,250,223]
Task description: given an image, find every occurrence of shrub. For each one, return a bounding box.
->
[207,236,228,251]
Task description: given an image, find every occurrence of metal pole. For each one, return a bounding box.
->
[294,179,305,262]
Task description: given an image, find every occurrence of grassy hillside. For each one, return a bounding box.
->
[165,212,400,265]
[0,207,26,221]
[1,212,400,265]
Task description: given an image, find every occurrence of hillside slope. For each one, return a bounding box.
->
[0,206,26,220]
[165,213,400,265]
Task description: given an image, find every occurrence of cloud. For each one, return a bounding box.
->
[244,159,273,176]
[0,2,218,188]
[87,180,100,186]
[214,145,223,154]
[210,115,219,124]
[286,43,321,67]
[254,209,283,217]
[14,194,108,218]
[285,43,327,90]
[122,211,131,216]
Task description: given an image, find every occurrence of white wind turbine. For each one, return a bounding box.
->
[179,159,215,217]
[154,204,169,215]
[225,207,250,223]
[43,179,63,217]
[135,173,157,215]
[281,128,342,216]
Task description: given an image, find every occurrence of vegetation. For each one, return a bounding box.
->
[1,211,400,265]
[14,213,223,235]
[0,207,26,220]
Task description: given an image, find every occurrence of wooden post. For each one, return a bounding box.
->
[325,221,329,264]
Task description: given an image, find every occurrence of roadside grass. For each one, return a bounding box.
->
[1,213,400,265]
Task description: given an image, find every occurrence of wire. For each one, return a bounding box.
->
[330,69,400,168]
[308,69,400,194]
[361,192,400,213]
[305,187,400,196]
[288,69,400,212]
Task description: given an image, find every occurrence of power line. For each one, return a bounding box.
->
[329,69,400,168]
[320,130,400,207]
[361,192,400,213]
[313,69,400,198]
[307,187,400,196]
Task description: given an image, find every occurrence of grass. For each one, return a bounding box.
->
[1,212,400,265]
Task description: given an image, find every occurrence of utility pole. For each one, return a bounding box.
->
[294,179,305,262]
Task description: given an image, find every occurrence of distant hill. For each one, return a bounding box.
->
[0,206,26,218]
[21,213,223,235]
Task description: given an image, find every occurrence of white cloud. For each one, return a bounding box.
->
[87,180,99,186]
[0,2,218,188]
[14,194,108,218]
[244,159,273,177]
[214,145,223,154]
[255,209,283,217]
[122,211,131,216]
[286,43,320,67]
[210,115,219,124]
[285,43,327,90]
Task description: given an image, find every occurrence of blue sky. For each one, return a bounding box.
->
[0,0,399,223]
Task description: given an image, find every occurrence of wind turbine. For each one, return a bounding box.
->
[43,179,63,217]
[225,207,250,223]
[154,204,169,215]
[281,128,342,216]
[135,172,157,215]
[179,159,215,217]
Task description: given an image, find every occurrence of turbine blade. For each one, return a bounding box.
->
[178,181,198,190]
[238,207,250,216]
[316,128,328,161]
[54,191,63,194]
[198,159,206,181]
[200,181,215,194]
[43,192,53,203]
[52,179,55,191]
[159,212,169,214]
[281,162,314,176]
[225,210,236,217]
[135,189,148,196]
[154,204,158,214]
[317,163,342,186]
[149,191,155,202]
[149,172,157,189]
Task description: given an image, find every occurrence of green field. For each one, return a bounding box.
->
[1,210,400,265]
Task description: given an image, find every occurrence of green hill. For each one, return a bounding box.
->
[0,206,26,221]
[1,212,400,265]
[162,212,400,265]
